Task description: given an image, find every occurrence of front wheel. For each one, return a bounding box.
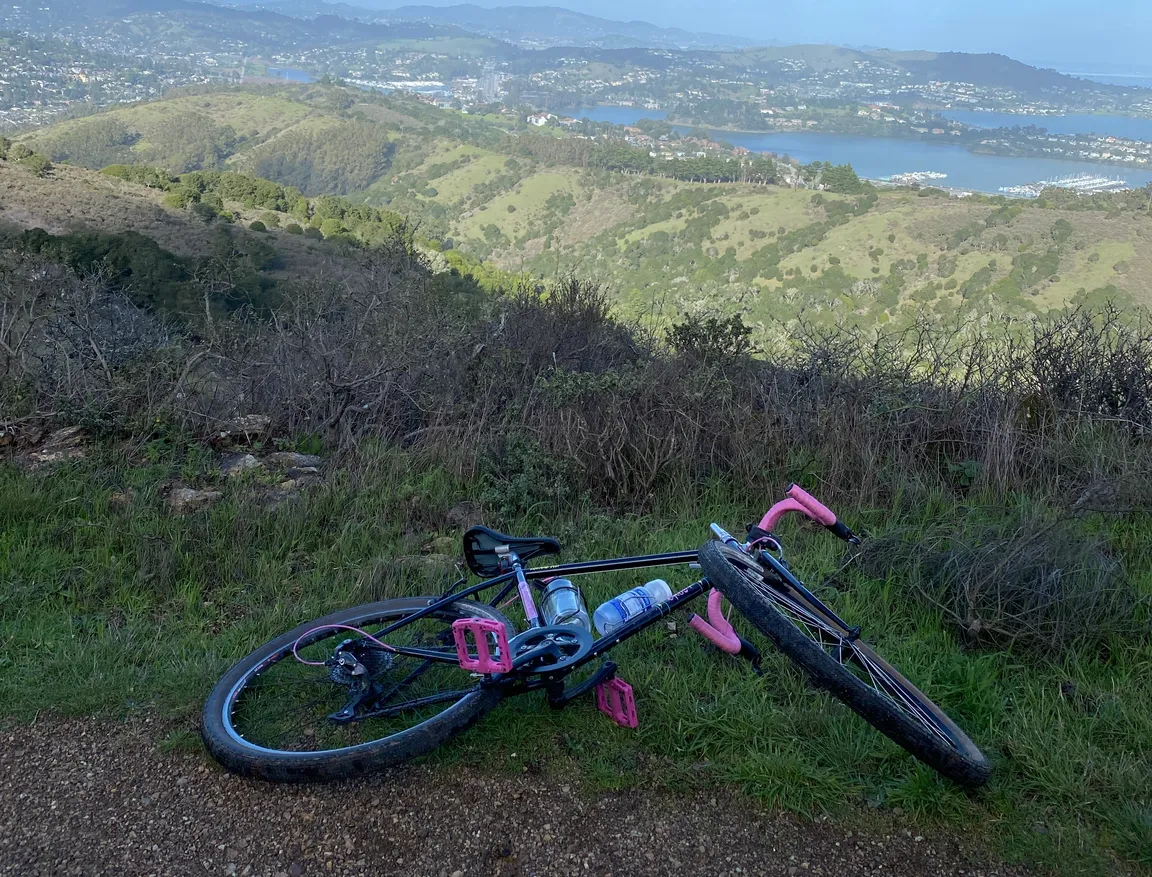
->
[201,596,512,782]
[698,541,990,788]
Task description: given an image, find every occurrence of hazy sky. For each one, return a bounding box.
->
[387,0,1151,67]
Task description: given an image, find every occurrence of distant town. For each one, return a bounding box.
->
[4,0,1152,182]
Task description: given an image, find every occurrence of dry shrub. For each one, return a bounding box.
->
[861,517,1145,654]
[4,228,1152,516]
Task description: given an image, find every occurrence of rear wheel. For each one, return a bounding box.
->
[698,541,990,788]
[201,597,512,782]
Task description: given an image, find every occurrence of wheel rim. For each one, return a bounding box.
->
[221,606,487,756]
[727,550,965,752]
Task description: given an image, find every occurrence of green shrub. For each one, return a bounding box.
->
[101,164,174,190]
[285,223,303,235]
[319,218,344,238]
[19,152,53,178]
[162,188,198,209]
[249,220,267,232]
[189,201,218,222]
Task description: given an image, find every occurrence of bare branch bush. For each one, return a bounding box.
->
[4,235,1151,648]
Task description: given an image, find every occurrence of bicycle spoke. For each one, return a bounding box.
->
[736,563,959,749]
[224,609,482,753]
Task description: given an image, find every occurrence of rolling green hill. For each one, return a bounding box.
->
[16,84,1152,334]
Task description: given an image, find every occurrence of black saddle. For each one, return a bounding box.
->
[463,525,561,577]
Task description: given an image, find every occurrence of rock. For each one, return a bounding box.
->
[389,554,459,580]
[427,536,458,557]
[168,487,223,514]
[277,475,322,491]
[259,487,302,509]
[265,451,324,470]
[22,426,86,468]
[220,453,261,477]
[283,466,321,480]
[216,414,271,441]
[444,501,482,529]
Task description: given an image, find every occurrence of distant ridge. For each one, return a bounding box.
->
[223,0,766,48]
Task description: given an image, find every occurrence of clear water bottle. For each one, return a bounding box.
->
[593,579,672,637]
[539,578,591,632]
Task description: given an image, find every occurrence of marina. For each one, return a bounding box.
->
[884,171,948,185]
[998,172,1131,198]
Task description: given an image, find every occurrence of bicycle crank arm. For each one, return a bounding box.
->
[545,661,618,710]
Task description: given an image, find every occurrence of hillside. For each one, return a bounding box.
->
[4,75,1152,876]
[55,0,464,46]
[16,85,1152,333]
[217,0,761,49]
[378,3,758,49]
[3,136,1152,877]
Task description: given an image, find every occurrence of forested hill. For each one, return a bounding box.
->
[57,0,468,47]
[13,85,1152,335]
[377,3,757,49]
[875,50,1107,92]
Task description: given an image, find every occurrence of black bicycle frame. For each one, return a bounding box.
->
[373,549,703,666]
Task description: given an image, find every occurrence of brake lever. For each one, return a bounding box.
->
[826,520,862,545]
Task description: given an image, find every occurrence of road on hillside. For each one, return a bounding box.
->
[1,720,1033,877]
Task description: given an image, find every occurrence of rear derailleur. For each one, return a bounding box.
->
[325,638,395,724]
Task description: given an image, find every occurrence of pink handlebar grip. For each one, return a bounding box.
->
[688,588,741,655]
[786,483,837,526]
[757,497,809,533]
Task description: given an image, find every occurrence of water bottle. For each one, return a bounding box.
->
[593,579,673,637]
[539,578,592,632]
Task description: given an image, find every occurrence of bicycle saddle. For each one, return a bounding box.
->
[463,525,561,576]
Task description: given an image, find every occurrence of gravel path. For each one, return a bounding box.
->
[1,719,1033,877]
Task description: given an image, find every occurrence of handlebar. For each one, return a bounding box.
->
[753,483,860,545]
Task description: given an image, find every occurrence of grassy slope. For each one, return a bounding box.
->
[0,446,1148,874]
[5,92,1152,871]
[25,93,315,155]
[0,161,347,283]
[455,169,580,240]
[15,86,1152,326]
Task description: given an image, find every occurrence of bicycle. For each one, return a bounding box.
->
[201,484,991,787]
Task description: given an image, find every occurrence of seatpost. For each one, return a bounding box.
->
[499,547,542,629]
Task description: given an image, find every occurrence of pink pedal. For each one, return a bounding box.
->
[595,678,638,729]
[451,618,512,673]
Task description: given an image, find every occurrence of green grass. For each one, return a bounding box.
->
[1,442,1149,874]
[456,169,581,241]
[707,189,826,256]
[26,94,313,152]
[1040,240,1136,307]
[425,152,511,203]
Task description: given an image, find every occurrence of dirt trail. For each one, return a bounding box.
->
[1,720,1032,877]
